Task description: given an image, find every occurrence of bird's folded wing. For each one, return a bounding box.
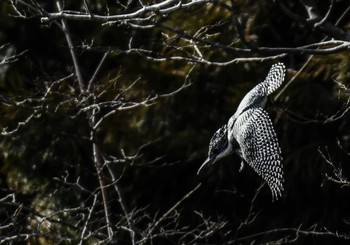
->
[232,108,284,201]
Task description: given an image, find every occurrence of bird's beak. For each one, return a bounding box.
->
[197,157,214,175]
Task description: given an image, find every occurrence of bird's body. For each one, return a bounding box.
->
[198,63,286,201]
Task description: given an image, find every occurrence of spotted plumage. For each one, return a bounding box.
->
[198,63,286,201]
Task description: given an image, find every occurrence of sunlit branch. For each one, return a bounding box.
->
[106,164,136,245]
[319,147,350,188]
[41,0,212,23]
[56,1,85,94]
[87,52,110,92]
[91,123,114,239]
[1,113,35,136]
[79,194,98,245]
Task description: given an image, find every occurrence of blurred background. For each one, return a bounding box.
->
[1,0,350,244]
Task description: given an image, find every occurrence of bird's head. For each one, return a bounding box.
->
[197,124,232,174]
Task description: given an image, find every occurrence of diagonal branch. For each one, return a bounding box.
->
[87,52,109,92]
[145,183,202,239]
[91,136,113,240]
[56,1,85,94]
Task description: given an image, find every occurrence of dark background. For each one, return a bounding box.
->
[1,0,350,244]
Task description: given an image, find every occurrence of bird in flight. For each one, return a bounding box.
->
[198,63,286,201]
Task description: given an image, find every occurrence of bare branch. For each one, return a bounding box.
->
[79,194,98,245]
[282,0,350,41]
[319,147,350,188]
[106,163,136,245]
[314,0,334,28]
[234,224,350,242]
[145,183,202,239]
[87,52,110,92]
[0,49,27,65]
[1,113,35,136]
[56,1,85,94]
[236,183,264,234]
[92,80,191,130]
[42,0,211,23]
[274,55,313,101]
[91,139,113,239]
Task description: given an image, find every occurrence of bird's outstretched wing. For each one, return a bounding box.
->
[234,63,286,117]
[232,107,284,201]
[263,62,286,96]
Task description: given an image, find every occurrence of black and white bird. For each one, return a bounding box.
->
[198,63,286,201]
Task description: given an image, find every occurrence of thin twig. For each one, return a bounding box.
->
[146,183,202,238]
[106,164,136,245]
[87,52,109,92]
[314,0,334,28]
[274,55,313,101]
[79,194,98,245]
